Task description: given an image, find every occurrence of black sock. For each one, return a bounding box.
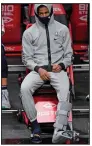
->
[2,86,7,90]
[31,119,41,134]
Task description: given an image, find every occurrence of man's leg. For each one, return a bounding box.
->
[2,78,11,109]
[21,71,44,143]
[1,44,11,109]
[50,70,72,143]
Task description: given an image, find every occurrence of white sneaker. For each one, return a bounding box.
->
[52,129,72,144]
[2,89,11,109]
[86,94,89,101]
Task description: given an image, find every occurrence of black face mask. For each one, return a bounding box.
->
[35,7,53,25]
[38,16,50,25]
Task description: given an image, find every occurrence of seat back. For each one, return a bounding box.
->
[70,4,88,43]
[53,4,68,26]
[2,4,21,44]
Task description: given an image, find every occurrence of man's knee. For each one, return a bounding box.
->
[58,84,70,101]
[60,72,69,90]
[21,80,34,94]
[21,81,29,92]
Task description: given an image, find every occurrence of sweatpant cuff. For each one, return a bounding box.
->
[30,117,37,122]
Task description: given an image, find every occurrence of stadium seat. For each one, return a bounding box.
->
[70,4,89,63]
[2,4,22,56]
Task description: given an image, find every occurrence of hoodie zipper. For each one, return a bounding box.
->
[45,24,52,71]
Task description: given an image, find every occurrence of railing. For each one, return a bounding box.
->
[2,108,89,113]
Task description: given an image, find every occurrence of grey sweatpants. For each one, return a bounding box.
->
[21,70,69,122]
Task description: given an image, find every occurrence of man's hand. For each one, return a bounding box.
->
[52,64,62,72]
[38,68,50,80]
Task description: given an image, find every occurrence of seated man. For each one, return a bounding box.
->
[21,4,73,144]
[1,18,11,109]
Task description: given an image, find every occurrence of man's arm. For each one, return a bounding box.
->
[60,26,73,69]
[22,31,38,71]
[22,31,50,80]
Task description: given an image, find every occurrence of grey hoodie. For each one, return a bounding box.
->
[22,4,73,71]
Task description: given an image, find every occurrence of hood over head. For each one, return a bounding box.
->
[35,4,52,14]
[34,4,54,25]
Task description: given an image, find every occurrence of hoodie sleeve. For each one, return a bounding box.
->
[22,31,38,71]
[60,26,73,69]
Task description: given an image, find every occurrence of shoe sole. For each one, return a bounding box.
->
[31,140,42,144]
[52,131,72,144]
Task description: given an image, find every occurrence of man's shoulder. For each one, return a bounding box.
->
[54,20,69,32]
[54,20,67,28]
[23,23,37,36]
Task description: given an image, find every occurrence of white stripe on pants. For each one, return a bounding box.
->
[21,70,69,122]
